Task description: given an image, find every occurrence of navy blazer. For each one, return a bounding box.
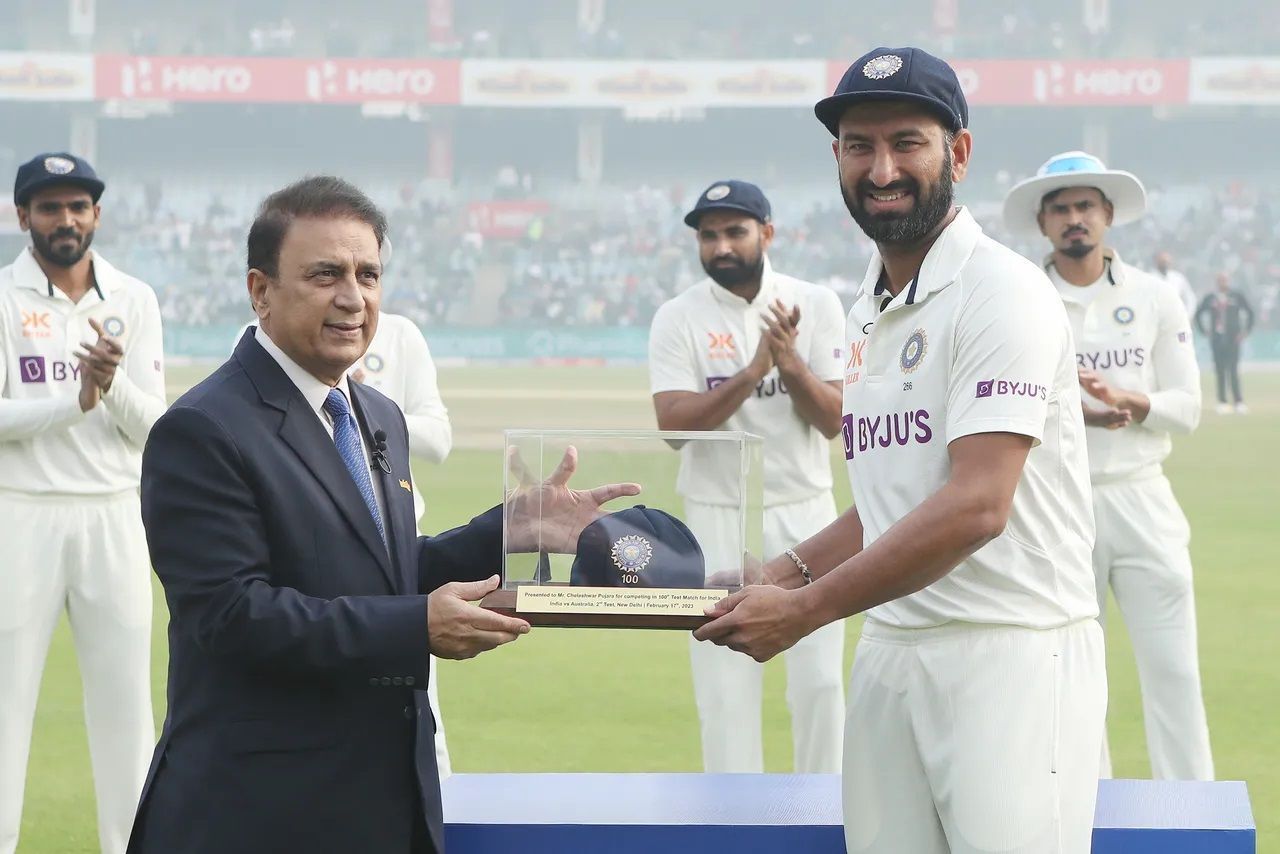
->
[128,332,501,854]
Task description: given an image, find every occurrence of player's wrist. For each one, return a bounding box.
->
[789,583,829,634]
[764,549,811,590]
[761,555,802,589]
[1124,391,1151,422]
[774,355,804,381]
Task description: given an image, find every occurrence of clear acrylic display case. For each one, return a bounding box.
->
[482,429,764,629]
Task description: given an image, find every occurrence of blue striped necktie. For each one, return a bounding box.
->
[323,388,385,543]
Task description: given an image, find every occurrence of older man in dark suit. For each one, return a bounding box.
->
[128,176,636,854]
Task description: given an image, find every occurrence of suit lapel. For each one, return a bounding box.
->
[350,384,419,595]
[277,403,398,592]
[234,331,397,592]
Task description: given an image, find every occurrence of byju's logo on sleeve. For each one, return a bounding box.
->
[19,356,46,383]
[975,379,1047,400]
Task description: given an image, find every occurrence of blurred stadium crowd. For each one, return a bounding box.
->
[3,0,1277,334]
[3,0,1277,58]
[93,179,1280,332]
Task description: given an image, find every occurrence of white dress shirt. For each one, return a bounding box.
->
[254,325,388,535]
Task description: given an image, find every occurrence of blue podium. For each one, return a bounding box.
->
[443,774,1255,853]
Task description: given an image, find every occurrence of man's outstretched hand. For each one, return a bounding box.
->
[505,445,641,553]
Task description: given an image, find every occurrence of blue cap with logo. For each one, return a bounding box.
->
[570,505,706,590]
[684,179,771,229]
[13,152,106,207]
[815,47,968,138]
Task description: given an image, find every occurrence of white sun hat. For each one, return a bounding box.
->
[1002,150,1147,238]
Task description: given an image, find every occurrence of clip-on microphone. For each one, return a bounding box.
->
[370,429,392,474]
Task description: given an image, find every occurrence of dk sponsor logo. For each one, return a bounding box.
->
[21,311,52,339]
[707,332,736,360]
[844,339,866,385]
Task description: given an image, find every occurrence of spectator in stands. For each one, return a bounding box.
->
[1153,250,1198,319]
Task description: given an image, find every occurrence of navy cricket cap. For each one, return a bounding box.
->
[570,506,706,590]
[683,179,771,229]
[815,47,968,138]
[13,152,105,207]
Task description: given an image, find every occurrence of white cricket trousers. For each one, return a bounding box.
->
[844,618,1107,854]
[1092,474,1214,780]
[686,492,845,773]
[0,489,154,854]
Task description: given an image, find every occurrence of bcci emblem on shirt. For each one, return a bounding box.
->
[900,328,928,373]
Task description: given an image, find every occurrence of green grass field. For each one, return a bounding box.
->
[18,364,1278,851]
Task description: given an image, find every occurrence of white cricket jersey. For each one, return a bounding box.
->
[1151,266,1197,320]
[841,208,1097,630]
[236,312,451,522]
[353,312,451,522]
[1048,251,1201,483]
[0,248,166,495]
[648,258,845,507]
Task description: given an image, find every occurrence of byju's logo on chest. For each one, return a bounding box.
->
[18,356,83,384]
[706,375,789,399]
[19,356,45,383]
[841,410,934,460]
[1077,348,1145,371]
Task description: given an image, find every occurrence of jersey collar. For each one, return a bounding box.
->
[10,246,123,302]
[1043,246,1129,290]
[856,206,982,309]
[707,254,778,308]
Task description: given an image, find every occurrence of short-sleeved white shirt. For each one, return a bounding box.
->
[1049,250,1201,483]
[841,208,1097,630]
[1150,266,1197,320]
[0,248,167,495]
[649,258,845,507]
